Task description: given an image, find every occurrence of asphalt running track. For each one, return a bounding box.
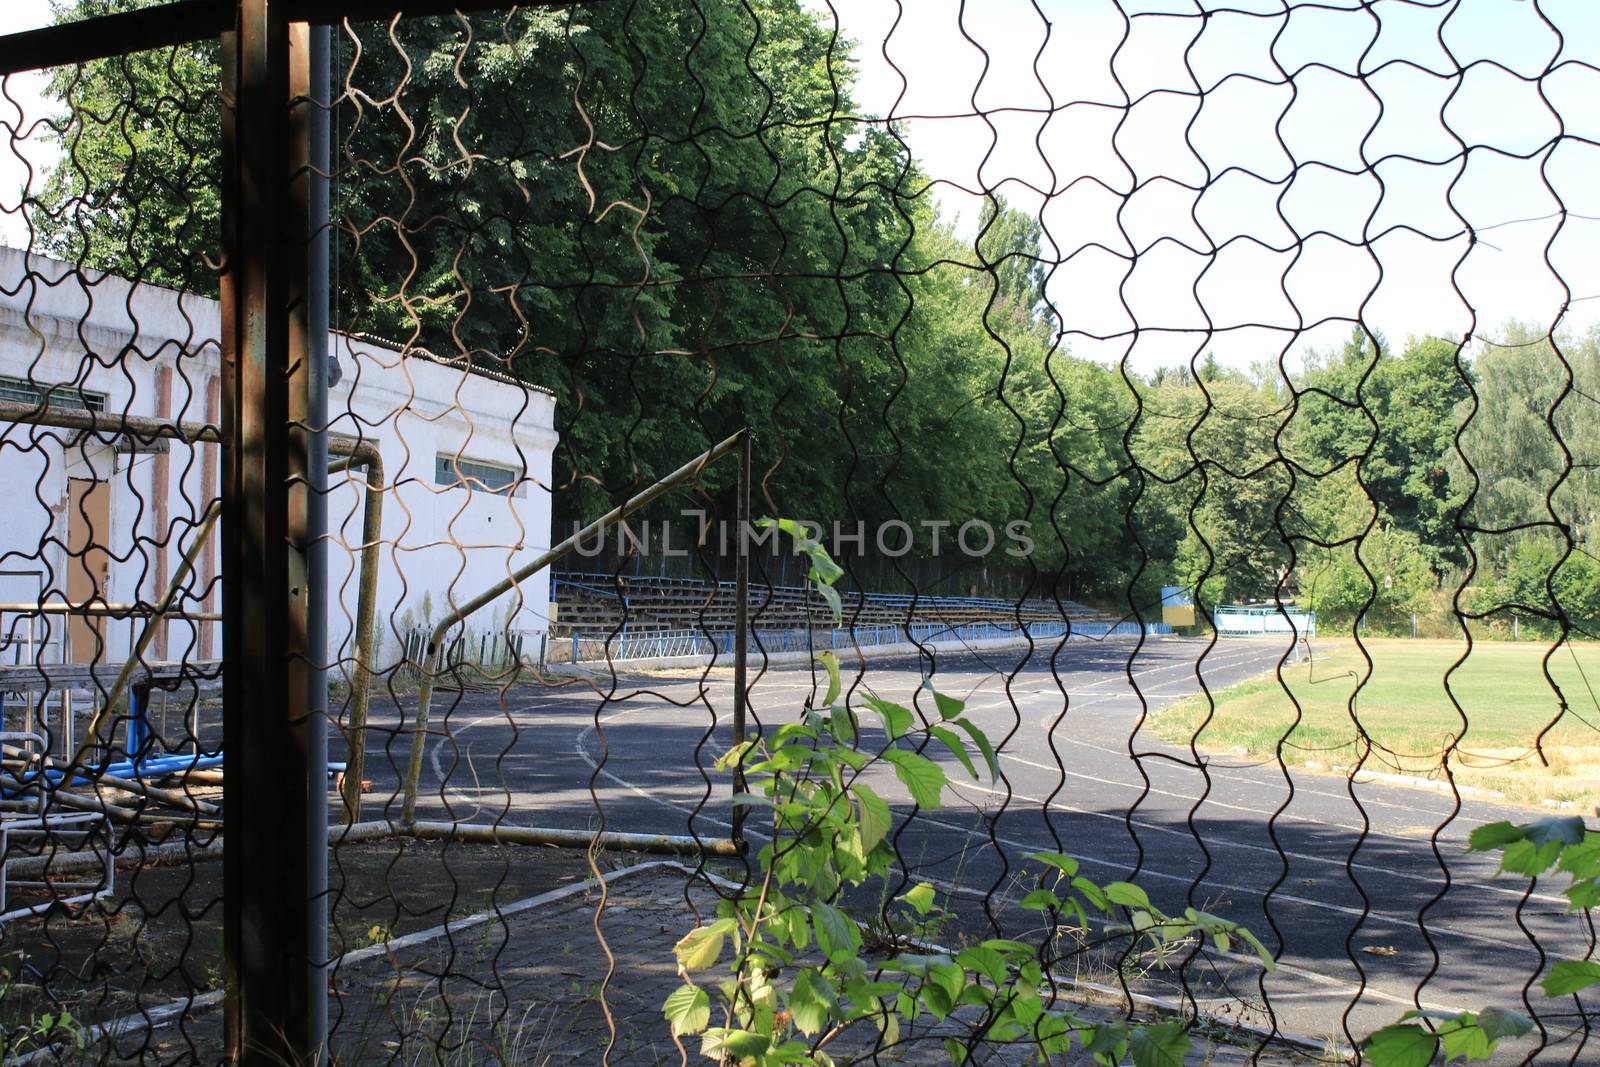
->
[349,637,1598,1063]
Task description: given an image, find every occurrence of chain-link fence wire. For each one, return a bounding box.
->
[0,21,230,1062]
[1,0,1598,1063]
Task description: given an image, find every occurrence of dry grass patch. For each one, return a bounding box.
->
[1153,638,1600,808]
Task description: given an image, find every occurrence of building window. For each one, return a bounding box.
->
[0,375,106,412]
[435,454,524,497]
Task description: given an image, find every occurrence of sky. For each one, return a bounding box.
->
[817,0,1600,371]
[0,5,58,256]
[2,0,1597,373]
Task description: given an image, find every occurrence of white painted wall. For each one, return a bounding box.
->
[0,247,558,673]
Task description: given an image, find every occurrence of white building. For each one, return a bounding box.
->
[0,247,557,674]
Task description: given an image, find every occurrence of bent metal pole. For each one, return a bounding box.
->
[399,428,749,829]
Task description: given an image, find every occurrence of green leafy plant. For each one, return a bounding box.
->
[1361,814,1597,1066]
[0,970,91,1059]
[662,522,1273,1065]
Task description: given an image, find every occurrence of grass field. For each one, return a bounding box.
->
[1152,639,1600,808]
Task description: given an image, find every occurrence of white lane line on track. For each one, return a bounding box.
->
[566,708,1491,1018]
[437,685,1544,916]
[908,806,1558,957]
[427,709,536,820]
[571,704,1566,952]
[583,680,1536,902]
[566,731,1485,894]
[631,647,1471,831]
[942,777,1568,909]
[767,644,1496,828]
[734,644,1449,818]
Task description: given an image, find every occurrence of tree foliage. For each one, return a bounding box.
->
[37,1,1600,631]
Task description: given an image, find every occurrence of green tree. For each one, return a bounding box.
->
[38,0,932,535]
[1290,327,1471,572]
[1300,522,1436,634]
[1132,372,1290,610]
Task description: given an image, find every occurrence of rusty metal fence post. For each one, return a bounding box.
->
[221,3,318,1063]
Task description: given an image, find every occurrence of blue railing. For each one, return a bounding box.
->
[565,618,1170,662]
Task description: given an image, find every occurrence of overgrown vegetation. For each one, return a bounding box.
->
[1361,814,1598,1066]
[662,523,1273,1065]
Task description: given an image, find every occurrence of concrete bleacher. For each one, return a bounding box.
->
[549,572,1113,643]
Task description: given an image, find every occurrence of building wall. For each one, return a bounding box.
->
[0,248,558,674]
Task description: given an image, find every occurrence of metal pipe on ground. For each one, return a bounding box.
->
[1,748,220,815]
[0,772,140,823]
[2,820,735,882]
[399,429,750,827]
[405,821,741,856]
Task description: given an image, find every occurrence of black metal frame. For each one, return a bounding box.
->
[0,0,578,77]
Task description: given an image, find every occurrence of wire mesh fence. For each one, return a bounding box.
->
[0,0,1596,1064]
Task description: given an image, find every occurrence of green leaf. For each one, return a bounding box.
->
[1438,1015,1493,1062]
[715,740,756,772]
[1026,851,1079,876]
[815,581,843,627]
[1471,817,1585,864]
[945,716,999,779]
[929,725,978,779]
[1501,838,1564,877]
[765,518,844,622]
[829,703,856,745]
[922,979,953,1021]
[1560,835,1600,877]
[898,883,937,916]
[1475,1006,1533,1041]
[852,782,892,853]
[1521,816,1587,848]
[673,917,736,972]
[863,695,913,741]
[1361,1023,1439,1067]
[818,650,841,707]
[788,968,832,1036]
[1467,821,1524,852]
[1036,1012,1073,1055]
[1071,876,1109,911]
[955,944,1007,984]
[1019,888,1061,911]
[928,962,966,1006]
[701,1028,770,1060]
[812,900,861,961]
[1569,878,1600,911]
[883,748,948,809]
[925,684,965,720]
[1084,1021,1127,1066]
[1542,959,1600,996]
[1129,1020,1189,1067]
[980,938,1037,959]
[1104,882,1152,910]
[661,983,710,1037]
[1236,926,1277,973]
